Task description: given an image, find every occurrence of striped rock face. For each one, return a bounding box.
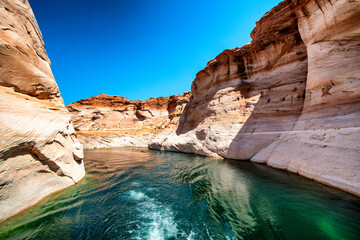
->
[0,0,85,221]
[67,92,191,149]
[150,0,360,196]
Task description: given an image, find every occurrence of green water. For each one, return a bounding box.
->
[1,148,359,239]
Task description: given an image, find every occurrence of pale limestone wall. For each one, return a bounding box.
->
[0,0,85,221]
[252,0,360,196]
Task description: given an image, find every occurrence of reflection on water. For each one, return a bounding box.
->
[1,148,359,240]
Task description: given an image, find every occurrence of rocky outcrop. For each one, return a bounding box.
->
[0,0,85,221]
[150,0,360,196]
[67,93,191,148]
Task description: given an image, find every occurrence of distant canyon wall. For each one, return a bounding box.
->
[0,0,85,221]
[67,93,191,149]
[150,0,360,196]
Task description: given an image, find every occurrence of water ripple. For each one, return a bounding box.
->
[1,148,359,240]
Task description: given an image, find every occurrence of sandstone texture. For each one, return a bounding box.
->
[150,0,360,196]
[0,0,85,221]
[67,93,191,149]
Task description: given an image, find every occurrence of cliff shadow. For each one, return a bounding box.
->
[176,81,253,135]
[224,61,308,159]
[175,49,256,135]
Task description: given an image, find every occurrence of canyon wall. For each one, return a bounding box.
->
[0,0,85,221]
[150,0,360,196]
[67,93,190,149]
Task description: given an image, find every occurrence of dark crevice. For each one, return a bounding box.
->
[30,151,60,174]
[314,0,325,14]
[301,6,309,17]
[0,52,11,57]
[135,111,146,121]
[224,53,230,76]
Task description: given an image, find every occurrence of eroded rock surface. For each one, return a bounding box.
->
[0,0,85,221]
[150,0,360,196]
[67,93,191,148]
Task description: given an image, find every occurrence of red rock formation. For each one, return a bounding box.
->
[0,0,85,221]
[150,0,360,196]
[67,93,191,148]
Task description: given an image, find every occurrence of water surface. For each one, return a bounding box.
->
[1,148,359,240]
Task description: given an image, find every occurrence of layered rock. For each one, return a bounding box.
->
[151,0,308,157]
[150,0,360,196]
[67,93,191,148]
[0,0,85,221]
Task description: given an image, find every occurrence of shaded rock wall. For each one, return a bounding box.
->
[0,0,85,221]
[67,93,191,148]
[150,0,360,196]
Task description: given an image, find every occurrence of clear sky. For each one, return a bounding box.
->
[29,0,282,105]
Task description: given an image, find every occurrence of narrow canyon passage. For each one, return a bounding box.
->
[1,148,359,240]
[1,1,359,237]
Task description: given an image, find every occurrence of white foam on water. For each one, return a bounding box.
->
[127,190,179,239]
[205,225,214,240]
[186,231,196,240]
[127,190,212,240]
[146,187,158,192]
[226,236,238,240]
[132,182,142,187]
[128,190,148,201]
[141,199,178,240]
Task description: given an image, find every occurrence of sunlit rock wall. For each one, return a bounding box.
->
[67,93,191,149]
[0,0,85,221]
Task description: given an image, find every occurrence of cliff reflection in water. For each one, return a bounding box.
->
[1,148,359,240]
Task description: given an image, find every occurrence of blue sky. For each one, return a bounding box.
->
[30,0,282,105]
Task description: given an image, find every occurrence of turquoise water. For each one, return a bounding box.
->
[1,148,359,240]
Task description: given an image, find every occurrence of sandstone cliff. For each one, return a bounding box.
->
[0,0,85,221]
[67,93,191,148]
[150,0,360,196]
